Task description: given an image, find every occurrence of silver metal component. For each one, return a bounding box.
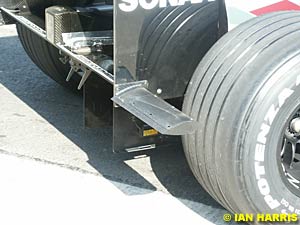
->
[282,117,300,172]
[156,88,162,95]
[281,123,300,191]
[0,7,46,39]
[78,69,92,90]
[57,44,114,84]
[291,143,296,168]
[115,80,148,94]
[72,47,93,56]
[75,4,113,13]
[125,144,156,153]
[1,8,114,85]
[112,85,198,135]
[281,138,287,157]
[66,60,95,89]
[290,118,300,133]
[62,31,113,51]
[66,68,75,82]
[59,54,69,64]
[282,117,300,169]
[45,12,55,44]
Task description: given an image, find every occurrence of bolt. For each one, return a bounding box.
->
[157,89,162,95]
[290,118,300,133]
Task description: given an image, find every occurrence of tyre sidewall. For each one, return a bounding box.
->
[241,59,300,214]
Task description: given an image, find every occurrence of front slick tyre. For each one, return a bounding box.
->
[183,11,300,222]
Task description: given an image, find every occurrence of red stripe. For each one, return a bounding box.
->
[251,0,300,16]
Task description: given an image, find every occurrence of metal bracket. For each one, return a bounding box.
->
[0,7,46,37]
[115,80,148,93]
[62,31,113,50]
[0,9,5,25]
[66,67,76,82]
[66,60,80,81]
[66,60,92,90]
[0,1,28,26]
[78,69,92,90]
[112,85,198,136]
[57,44,114,84]
[1,7,114,85]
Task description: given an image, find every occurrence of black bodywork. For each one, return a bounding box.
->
[0,0,227,152]
[115,1,225,99]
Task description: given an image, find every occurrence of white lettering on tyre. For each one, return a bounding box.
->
[254,76,300,211]
[281,198,300,215]
[287,173,300,189]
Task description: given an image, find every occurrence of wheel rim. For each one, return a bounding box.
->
[280,112,300,196]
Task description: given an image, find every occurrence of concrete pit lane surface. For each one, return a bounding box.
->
[0,25,241,225]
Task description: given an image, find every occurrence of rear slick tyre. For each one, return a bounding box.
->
[16,23,80,92]
[183,11,300,217]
